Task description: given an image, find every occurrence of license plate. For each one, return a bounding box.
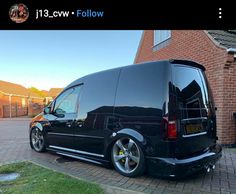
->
[185,124,203,134]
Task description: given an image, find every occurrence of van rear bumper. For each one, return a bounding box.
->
[146,144,222,178]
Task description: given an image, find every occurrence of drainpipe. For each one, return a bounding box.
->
[9,94,12,118]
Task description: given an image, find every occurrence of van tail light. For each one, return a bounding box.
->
[167,121,177,139]
[162,117,177,140]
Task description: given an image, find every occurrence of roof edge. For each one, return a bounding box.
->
[0,90,44,99]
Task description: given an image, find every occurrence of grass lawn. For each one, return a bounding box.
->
[0,162,104,194]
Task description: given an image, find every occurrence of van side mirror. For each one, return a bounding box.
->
[215,107,217,111]
[44,107,51,114]
[54,108,65,118]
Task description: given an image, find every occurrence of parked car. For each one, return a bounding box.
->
[29,59,222,178]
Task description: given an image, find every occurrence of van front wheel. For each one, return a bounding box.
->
[30,127,46,152]
[111,137,145,177]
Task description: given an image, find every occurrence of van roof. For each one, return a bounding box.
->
[65,59,205,89]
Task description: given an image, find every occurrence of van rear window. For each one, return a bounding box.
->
[174,65,209,119]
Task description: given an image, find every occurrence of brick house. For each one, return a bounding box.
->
[0,80,45,118]
[135,30,236,145]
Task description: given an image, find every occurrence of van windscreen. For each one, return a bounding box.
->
[173,65,210,120]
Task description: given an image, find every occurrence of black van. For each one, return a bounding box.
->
[29,59,222,178]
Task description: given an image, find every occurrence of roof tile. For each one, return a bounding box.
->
[207,30,236,49]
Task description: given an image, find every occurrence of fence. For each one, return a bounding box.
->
[2,102,44,118]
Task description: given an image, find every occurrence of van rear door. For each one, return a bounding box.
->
[172,63,216,158]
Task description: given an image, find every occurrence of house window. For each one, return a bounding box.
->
[153,30,171,46]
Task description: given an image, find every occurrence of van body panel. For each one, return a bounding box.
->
[74,68,120,155]
[113,61,172,158]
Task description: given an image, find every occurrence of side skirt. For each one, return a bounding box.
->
[57,152,102,165]
[46,147,111,167]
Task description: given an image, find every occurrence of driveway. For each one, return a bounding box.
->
[0,118,236,194]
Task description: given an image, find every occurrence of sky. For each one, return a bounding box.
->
[0,30,142,91]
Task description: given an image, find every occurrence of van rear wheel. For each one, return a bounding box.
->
[111,137,145,177]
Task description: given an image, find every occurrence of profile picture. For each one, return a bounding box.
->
[9,3,29,23]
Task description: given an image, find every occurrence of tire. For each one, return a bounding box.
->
[111,137,145,177]
[30,127,46,152]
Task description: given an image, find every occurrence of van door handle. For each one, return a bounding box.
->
[66,122,72,127]
[76,121,83,128]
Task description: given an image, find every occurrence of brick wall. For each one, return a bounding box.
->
[0,94,10,118]
[0,95,27,117]
[0,94,44,118]
[135,30,236,145]
[222,55,236,144]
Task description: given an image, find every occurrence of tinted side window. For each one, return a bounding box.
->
[77,69,120,126]
[174,65,208,119]
[54,86,81,114]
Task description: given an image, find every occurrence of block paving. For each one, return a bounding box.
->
[0,118,236,194]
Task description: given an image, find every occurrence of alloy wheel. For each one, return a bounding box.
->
[31,128,44,152]
[112,137,140,174]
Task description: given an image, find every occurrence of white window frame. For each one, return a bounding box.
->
[154,30,171,46]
